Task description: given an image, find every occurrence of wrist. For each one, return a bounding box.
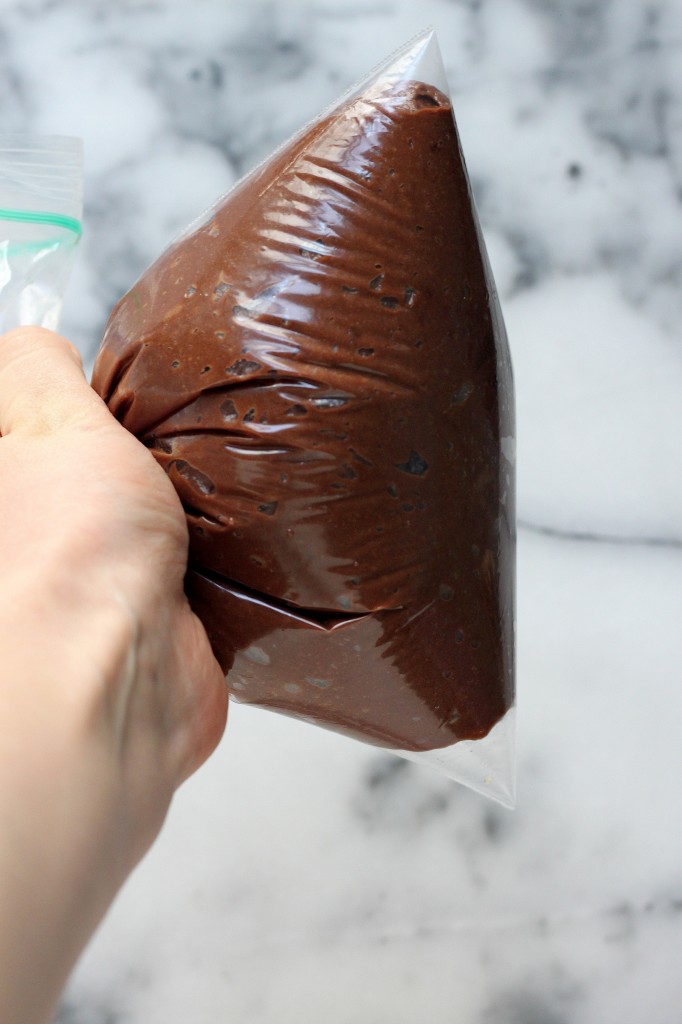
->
[0,577,167,1024]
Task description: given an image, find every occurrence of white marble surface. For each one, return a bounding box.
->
[2,0,681,1020]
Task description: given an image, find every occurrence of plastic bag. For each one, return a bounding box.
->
[0,134,83,333]
[92,30,516,806]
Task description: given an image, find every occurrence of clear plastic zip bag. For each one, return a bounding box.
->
[93,30,516,807]
[0,135,83,332]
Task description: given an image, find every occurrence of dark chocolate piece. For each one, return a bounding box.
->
[92,79,515,752]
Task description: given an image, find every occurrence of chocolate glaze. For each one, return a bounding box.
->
[92,79,515,752]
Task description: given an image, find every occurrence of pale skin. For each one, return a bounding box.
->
[0,327,228,1024]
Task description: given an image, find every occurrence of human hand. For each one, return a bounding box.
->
[0,327,228,1024]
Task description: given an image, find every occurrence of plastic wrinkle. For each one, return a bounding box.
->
[192,566,373,629]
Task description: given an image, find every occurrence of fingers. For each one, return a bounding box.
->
[177,676,228,787]
[0,327,105,437]
[172,610,229,788]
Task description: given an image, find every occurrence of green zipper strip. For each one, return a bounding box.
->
[0,207,82,238]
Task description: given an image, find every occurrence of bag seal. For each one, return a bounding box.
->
[0,207,82,238]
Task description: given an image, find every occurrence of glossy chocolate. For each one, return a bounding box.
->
[92,79,515,751]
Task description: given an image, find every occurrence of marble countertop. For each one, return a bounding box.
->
[3,1,681,1021]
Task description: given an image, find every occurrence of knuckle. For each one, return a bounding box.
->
[0,327,83,368]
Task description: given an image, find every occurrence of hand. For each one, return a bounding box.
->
[0,327,228,1024]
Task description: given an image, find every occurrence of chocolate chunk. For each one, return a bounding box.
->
[172,460,216,496]
[220,399,238,421]
[225,358,260,376]
[395,450,429,476]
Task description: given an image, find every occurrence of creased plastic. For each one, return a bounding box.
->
[92,30,516,806]
[0,135,83,332]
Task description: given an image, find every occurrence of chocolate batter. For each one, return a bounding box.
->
[92,78,515,752]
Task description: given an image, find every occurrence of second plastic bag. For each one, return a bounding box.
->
[92,31,516,806]
[0,134,83,332]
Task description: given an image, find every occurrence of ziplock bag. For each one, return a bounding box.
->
[92,31,516,807]
[0,135,83,332]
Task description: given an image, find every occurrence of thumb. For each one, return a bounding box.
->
[0,327,105,437]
